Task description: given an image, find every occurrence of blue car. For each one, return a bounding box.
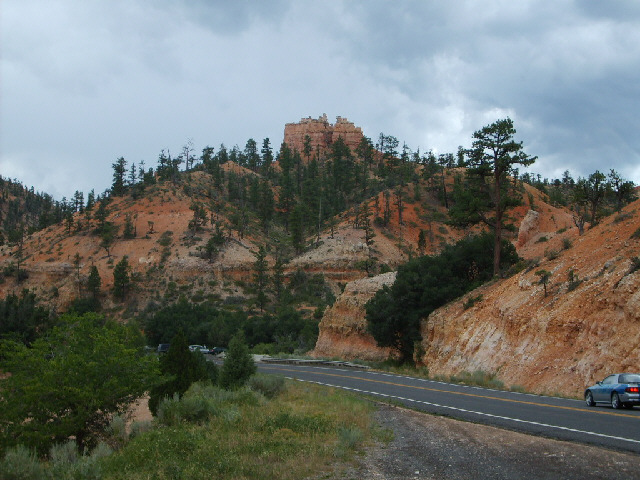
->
[585,373,640,409]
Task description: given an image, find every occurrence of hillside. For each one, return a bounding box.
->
[1,115,637,399]
[313,196,640,397]
[0,163,556,320]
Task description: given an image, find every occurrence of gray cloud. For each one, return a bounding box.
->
[1,0,639,199]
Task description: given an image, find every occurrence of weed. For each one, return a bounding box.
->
[613,211,634,224]
[334,426,364,459]
[463,294,483,310]
[545,249,560,260]
[567,268,582,292]
[450,370,504,389]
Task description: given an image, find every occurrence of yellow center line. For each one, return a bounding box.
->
[263,365,640,419]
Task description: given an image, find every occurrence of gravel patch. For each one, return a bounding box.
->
[331,403,639,480]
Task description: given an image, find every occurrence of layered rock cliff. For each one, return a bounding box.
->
[314,199,640,397]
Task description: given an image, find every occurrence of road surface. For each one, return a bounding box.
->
[257,361,640,454]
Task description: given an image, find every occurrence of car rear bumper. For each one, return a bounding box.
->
[620,393,640,405]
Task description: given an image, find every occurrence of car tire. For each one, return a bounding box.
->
[585,391,595,407]
[611,392,622,409]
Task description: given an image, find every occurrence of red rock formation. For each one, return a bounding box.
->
[312,272,397,361]
[283,114,364,159]
[313,196,640,397]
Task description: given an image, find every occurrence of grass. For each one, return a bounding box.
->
[1,380,377,479]
[97,380,375,480]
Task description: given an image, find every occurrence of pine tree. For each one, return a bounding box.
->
[111,157,127,196]
[113,256,131,300]
[253,246,269,312]
[148,331,211,415]
[219,331,256,390]
[87,265,101,299]
[449,118,536,276]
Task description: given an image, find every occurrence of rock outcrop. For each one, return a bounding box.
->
[283,114,364,158]
[314,198,640,397]
[313,271,396,361]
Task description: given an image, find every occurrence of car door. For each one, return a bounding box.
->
[593,375,618,402]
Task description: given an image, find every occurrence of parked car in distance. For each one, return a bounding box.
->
[208,347,227,355]
[157,343,170,354]
[189,345,209,353]
[585,373,640,409]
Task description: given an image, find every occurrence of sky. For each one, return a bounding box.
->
[2,0,640,201]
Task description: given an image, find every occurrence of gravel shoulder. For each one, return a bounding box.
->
[332,403,639,480]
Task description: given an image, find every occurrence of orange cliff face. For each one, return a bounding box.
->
[313,197,640,398]
[283,114,364,158]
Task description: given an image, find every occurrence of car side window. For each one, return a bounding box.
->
[602,375,617,385]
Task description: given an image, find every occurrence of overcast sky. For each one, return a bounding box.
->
[2,0,639,200]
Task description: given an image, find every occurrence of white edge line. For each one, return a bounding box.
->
[285,377,640,446]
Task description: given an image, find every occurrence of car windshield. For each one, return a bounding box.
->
[619,374,640,384]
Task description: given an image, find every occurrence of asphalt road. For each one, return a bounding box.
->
[257,361,640,454]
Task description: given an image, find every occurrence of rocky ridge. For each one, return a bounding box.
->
[283,114,364,158]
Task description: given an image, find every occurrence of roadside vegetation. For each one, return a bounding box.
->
[0,379,378,479]
[0,304,379,479]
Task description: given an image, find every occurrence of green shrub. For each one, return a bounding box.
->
[219,331,256,390]
[562,238,572,250]
[451,370,504,389]
[48,440,111,480]
[248,374,286,399]
[545,249,559,260]
[179,394,218,424]
[156,393,183,426]
[105,415,128,449]
[463,294,483,310]
[0,445,47,480]
[334,426,364,459]
[128,421,153,439]
[567,268,582,292]
[535,235,548,243]
[613,212,634,224]
[632,227,640,239]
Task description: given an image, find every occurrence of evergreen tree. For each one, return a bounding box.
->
[123,213,136,239]
[290,202,306,254]
[608,170,637,212]
[245,138,260,172]
[111,157,127,196]
[366,233,519,363]
[272,256,286,305]
[417,229,427,256]
[148,331,211,415]
[258,179,275,232]
[253,246,269,312]
[219,331,256,390]
[575,171,608,226]
[113,255,131,300]
[87,265,101,299]
[261,138,273,177]
[449,118,536,276]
